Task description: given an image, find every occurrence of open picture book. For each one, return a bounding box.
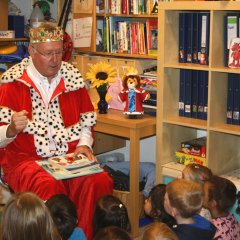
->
[36,153,103,180]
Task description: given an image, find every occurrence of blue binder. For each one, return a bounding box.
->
[203,71,209,120]
[179,13,188,63]
[199,12,210,65]
[186,13,194,63]
[227,73,234,124]
[191,70,199,118]
[233,73,240,125]
[192,13,200,64]
[197,71,205,119]
[179,69,186,116]
[184,69,192,118]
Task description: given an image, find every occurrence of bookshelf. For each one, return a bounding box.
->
[156,1,240,183]
[72,0,158,59]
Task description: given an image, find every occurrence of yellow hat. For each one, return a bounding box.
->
[29,22,63,44]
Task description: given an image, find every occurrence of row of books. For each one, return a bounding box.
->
[224,13,240,67]
[96,17,158,55]
[179,12,210,65]
[179,69,208,120]
[107,0,158,15]
[227,73,240,125]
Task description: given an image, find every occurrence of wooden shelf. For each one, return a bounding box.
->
[73,0,158,56]
[156,1,240,184]
[97,14,158,18]
[163,117,207,130]
[74,50,157,59]
[0,38,28,42]
[158,1,240,11]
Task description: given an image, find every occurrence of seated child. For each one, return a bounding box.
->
[144,184,176,227]
[182,163,213,220]
[203,175,240,240]
[164,179,216,240]
[93,226,132,240]
[93,194,131,237]
[142,222,179,240]
[46,194,86,240]
[1,192,61,240]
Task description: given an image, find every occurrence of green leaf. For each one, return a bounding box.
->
[46,0,54,3]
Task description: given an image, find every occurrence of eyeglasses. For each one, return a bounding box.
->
[32,46,63,59]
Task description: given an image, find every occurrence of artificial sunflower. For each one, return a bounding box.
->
[85,61,117,91]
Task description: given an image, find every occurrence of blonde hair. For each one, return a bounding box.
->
[142,222,178,240]
[0,192,61,240]
[166,179,203,218]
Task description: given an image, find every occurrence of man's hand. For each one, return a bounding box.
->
[6,110,29,138]
[73,145,97,162]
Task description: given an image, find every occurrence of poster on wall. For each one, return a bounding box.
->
[73,17,92,48]
[73,0,93,14]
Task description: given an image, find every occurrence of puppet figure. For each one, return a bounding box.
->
[118,68,150,118]
[229,39,240,68]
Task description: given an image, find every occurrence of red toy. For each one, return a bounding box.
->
[118,68,150,118]
[229,38,240,68]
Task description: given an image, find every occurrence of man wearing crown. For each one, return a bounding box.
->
[0,23,113,239]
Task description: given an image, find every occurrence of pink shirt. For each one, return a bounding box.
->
[211,213,240,240]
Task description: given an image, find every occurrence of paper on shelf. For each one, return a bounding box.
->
[73,17,93,48]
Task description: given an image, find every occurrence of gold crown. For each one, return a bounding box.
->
[29,23,63,44]
[126,67,138,76]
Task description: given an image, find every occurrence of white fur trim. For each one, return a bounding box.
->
[1,58,86,92]
[0,107,14,124]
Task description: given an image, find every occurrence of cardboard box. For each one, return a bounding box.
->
[181,137,206,158]
[0,31,15,39]
[175,151,206,166]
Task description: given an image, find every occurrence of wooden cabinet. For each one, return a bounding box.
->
[0,0,8,31]
[156,1,240,183]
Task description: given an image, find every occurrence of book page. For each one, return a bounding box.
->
[36,160,103,180]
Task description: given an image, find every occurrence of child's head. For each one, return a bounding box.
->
[144,184,166,218]
[93,226,132,240]
[164,179,203,219]
[144,184,176,226]
[182,163,213,185]
[46,194,77,240]
[93,194,131,235]
[142,222,179,240]
[1,192,60,240]
[203,175,237,215]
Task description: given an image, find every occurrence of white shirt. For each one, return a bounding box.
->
[0,58,93,150]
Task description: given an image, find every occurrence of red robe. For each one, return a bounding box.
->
[0,58,113,240]
[118,87,149,114]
